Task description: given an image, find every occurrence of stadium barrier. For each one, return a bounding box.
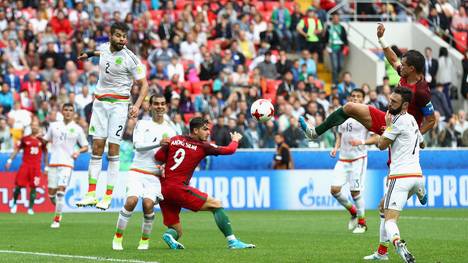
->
[1,150,467,212]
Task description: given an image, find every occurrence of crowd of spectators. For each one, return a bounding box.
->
[0,0,467,153]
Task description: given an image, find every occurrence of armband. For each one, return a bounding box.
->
[421,101,434,116]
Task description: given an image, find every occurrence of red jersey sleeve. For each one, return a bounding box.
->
[204,141,239,156]
[414,84,431,109]
[155,144,169,163]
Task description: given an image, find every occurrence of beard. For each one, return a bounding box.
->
[111,41,124,51]
[389,104,403,115]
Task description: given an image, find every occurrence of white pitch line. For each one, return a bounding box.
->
[401,216,468,222]
[0,250,160,263]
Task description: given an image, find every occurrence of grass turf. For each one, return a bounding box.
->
[0,209,467,263]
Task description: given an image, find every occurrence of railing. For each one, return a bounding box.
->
[345,21,381,50]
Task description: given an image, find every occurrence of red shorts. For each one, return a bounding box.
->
[159,183,208,226]
[368,106,386,135]
[16,165,41,188]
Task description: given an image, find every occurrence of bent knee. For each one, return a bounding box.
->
[330,186,341,195]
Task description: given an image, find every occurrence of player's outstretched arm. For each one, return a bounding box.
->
[377,23,400,70]
[5,147,20,171]
[77,51,101,61]
[155,144,169,163]
[419,114,436,135]
[350,134,380,147]
[330,132,341,158]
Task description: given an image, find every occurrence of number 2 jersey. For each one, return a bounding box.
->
[18,135,47,166]
[155,135,239,185]
[382,112,423,179]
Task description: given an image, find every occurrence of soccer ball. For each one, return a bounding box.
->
[250,99,274,122]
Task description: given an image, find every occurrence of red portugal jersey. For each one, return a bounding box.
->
[19,135,47,166]
[155,135,238,185]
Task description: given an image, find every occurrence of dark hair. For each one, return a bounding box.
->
[189,117,209,132]
[402,50,425,74]
[391,45,402,58]
[351,88,365,97]
[110,22,130,35]
[62,103,74,110]
[394,86,413,103]
[149,94,165,104]
[439,47,448,58]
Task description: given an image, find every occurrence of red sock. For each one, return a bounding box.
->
[348,205,357,216]
[141,237,149,241]
[88,184,96,192]
[115,232,123,238]
[377,244,388,255]
[106,189,113,195]
[54,215,61,222]
[358,218,366,225]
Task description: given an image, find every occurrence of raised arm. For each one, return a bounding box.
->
[207,132,241,155]
[77,51,101,61]
[377,23,401,70]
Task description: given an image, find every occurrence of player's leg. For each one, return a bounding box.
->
[96,143,120,210]
[364,198,389,260]
[11,166,29,213]
[160,200,185,249]
[27,166,41,215]
[330,161,357,230]
[47,167,58,205]
[299,102,373,139]
[112,196,138,250]
[200,196,255,249]
[137,198,155,250]
[51,167,72,228]
[351,158,367,234]
[10,185,21,214]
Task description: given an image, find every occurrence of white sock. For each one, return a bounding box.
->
[115,208,133,236]
[226,235,236,241]
[379,212,388,243]
[332,191,353,209]
[385,219,400,246]
[88,155,102,188]
[141,213,155,240]
[353,194,365,219]
[55,191,65,220]
[106,155,120,194]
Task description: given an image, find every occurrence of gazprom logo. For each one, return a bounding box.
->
[299,179,338,208]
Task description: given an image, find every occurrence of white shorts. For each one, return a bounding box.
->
[126,170,163,203]
[331,157,367,191]
[89,100,129,144]
[384,177,425,211]
[47,166,73,188]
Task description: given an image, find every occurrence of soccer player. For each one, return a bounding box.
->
[76,22,149,210]
[44,103,89,228]
[112,95,177,250]
[299,23,435,138]
[364,87,424,262]
[154,117,255,250]
[5,120,47,215]
[330,89,377,234]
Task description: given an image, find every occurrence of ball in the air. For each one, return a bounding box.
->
[250,99,274,122]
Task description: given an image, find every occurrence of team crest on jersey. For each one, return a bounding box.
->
[69,128,75,133]
[115,57,123,65]
[136,65,144,74]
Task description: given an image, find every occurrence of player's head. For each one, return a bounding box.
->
[274,133,285,145]
[400,50,425,77]
[350,89,365,104]
[61,103,75,122]
[190,117,210,141]
[30,120,41,135]
[149,95,167,119]
[110,22,129,51]
[388,86,413,115]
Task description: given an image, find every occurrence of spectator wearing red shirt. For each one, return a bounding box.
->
[49,10,73,36]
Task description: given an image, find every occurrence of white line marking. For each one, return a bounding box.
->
[401,216,468,222]
[0,250,160,263]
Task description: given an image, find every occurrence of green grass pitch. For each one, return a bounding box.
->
[0,209,466,263]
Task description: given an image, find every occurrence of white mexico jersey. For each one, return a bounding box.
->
[130,119,178,175]
[44,121,88,168]
[337,118,370,160]
[95,43,146,102]
[382,112,423,179]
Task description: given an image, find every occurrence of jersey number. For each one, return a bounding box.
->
[170,148,186,171]
[346,123,352,132]
[105,62,110,73]
[30,147,39,155]
[412,129,419,155]
[116,125,123,137]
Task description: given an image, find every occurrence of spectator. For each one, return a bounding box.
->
[428,6,450,37]
[49,10,73,36]
[0,82,14,113]
[8,101,32,144]
[424,47,438,89]
[232,65,249,87]
[451,6,468,32]
[437,47,453,111]
[75,86,92,117]
[41,57,57,82]
[337,72,356,98]
[276,71,295,100]
[243,119,261,148]
[273,133,293,169]
[283,116,306,148]
[180,33,202,65]
[260,23,281,50]
[0,117,12,152]
[3,64,21,92]
[148,39,176,69]
[271,0,292,51]
[299,49,317,77]
[212,116,230,146]
[439,115,460,148]
[276,50,293,76]
[180,89,195,114]
[368,89,386,111]
[455,110,468,136]
[296,7,323,56]
[324,13,348,84]
[462,50,468,113]
[256,51,278,79]
[167,57,185,82]
[4,39,29,70]
[237,30,256,60]
[260,120,277,148]
[432,83,453,120]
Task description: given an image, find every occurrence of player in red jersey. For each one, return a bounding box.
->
[155,117,255,250]
[5,120,48,215]
[299,23,435,138]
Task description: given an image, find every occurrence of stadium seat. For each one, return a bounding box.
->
[264,1,280,11]
[265,79,281,94]
[181,59,194,71]
[259,11,272,22]
[263,93,276,105]
[157,80,171,89]
[150,10,164,20]
[182,81,192,91]
[183,113,195,124]
[175,0,187,10]
[453,31,467,53]
[191,81,211,94]
[284,1,295,12]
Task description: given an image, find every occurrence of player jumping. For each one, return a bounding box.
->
[44,103,89,228]
[112,95,177,250]
[154,117,255,250]
[5,120,47,215]
[76,22,149,210]
[330,89,378,234]
[364,87,424,262]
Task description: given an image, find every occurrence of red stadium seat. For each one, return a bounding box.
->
[175,0,187,10]
[453,31,467,53]
[284,1,295,12]
[183,113,195,124]
[259,10,273,22]
[263,93,276,105]
[144,0,152,10]
[157,80,171,89]
[264,1,280,11]
[181,81,192,91]
[150,10,164,20]
[265,79,281,94]
[181,59,194,71]
[191,81,212,94]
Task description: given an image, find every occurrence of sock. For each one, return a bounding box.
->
[115,208,133,238]
[54,191,65,221]
[141,213,155,240]
[384,219,400,247]
[49,194,56,205]
[332,191,355,216]
[13,186,21,205]
[29,188,36,209]
[353,194,366,225]
[165,228,179,240]
[316,107,350,135]
[212,208,234,238]
[106,155,120,196]
[88,155,102,193]
[378,212,389,255]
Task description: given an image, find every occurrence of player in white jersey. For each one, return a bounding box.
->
[330,89,377,234]
[76,22,149,210]
[364,87,424,263]
[43,103,89,228]
[112,95,178,250]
